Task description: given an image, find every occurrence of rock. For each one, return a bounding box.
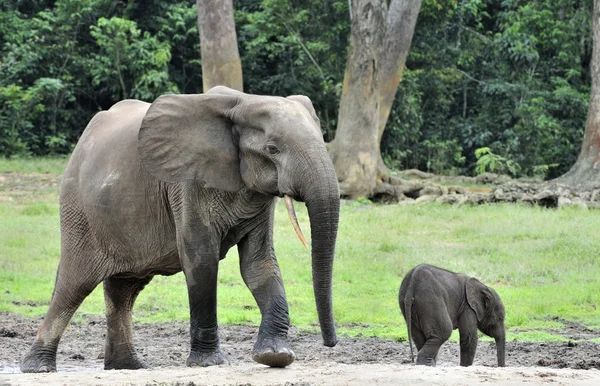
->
[492,188,511,202]
[518,195,536,205]
[436,195,458,205]
[419,185,445,197]
[475,173,512,185]
[557,197,572,208]
[447,186,467,195]
[534,190,558,208]
[398,197,416,205]
[571,198,588,209]
[436,194,468,205]
[399,169,434,179]
[401,181,426,199]
[415,195,437,204]
[466,193,491,205]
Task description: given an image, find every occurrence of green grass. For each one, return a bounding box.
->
[1,157,599,343]
[0,156,70,174]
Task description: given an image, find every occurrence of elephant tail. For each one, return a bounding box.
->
[400,268,417,364]
[405,285,415,363]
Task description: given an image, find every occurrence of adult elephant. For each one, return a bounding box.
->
[21,86,340,372]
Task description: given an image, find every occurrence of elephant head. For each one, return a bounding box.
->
[137,86,339,347]
[466,278,506,367]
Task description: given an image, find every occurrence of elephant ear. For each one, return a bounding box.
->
[466,278,492,322]
[286,95,323,139]
[138,93,245,191]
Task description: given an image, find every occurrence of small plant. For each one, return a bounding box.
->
[45,133,68,155]
[351,196,373,207]
[532,163,559,180]
[474,147,521,177]
[424,139,466,175]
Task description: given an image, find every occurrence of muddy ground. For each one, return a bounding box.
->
[1,312,600,385]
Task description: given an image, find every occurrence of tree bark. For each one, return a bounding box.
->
[329,0,422,198]
[329,0,386,198]
[555,0,600,187]
[377,0,423,143]
[197,0,243,92]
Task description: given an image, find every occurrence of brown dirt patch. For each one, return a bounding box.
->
[1,312,600,385]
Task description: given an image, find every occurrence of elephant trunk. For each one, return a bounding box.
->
[302,162,340,347]
[495,332,506,367]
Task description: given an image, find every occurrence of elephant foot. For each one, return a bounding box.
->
[416,356,436,367]
[252,335,295,368]
[186,351,230,367]
[20,352,57,373]
[104,355,148,370]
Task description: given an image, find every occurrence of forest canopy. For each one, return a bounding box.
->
[0,0,593,180]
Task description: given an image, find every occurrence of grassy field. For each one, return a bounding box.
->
[0,155,69,174]
[1,157,599,343]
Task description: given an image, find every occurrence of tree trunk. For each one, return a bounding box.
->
[555,0,600,187]
[377,0,423,143]
[329,0,387,198]
[328,0,422,198]
[197,0,243,92]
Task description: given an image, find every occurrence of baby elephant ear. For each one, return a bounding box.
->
[138,93,245,192]
[466,278,491,322]
[286,95,323,139]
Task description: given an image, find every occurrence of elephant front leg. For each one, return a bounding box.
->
[249,280,295,368]
[179,238,229,367]
[238,234,295,367]
[458,312,479,366]
[173,187,231,367]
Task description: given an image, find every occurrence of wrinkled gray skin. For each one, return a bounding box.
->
[20,86,340,373]
[399,264,506,367]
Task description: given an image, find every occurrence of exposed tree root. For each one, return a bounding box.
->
[372,167,465,203]
[345,166,600,209]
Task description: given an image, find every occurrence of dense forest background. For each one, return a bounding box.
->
[0,0,593,179]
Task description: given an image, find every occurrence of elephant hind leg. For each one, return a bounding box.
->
[103,275,152,370]
[20,252,106,373]
[415,323,452,367]
[411,327,426,352]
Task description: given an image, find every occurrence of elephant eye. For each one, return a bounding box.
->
[265,144,280,155]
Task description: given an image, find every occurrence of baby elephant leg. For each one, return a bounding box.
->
[415,322,452,366]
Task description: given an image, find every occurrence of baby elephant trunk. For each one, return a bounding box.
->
[495,333,506,367]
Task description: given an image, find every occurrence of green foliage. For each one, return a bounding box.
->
[89,17,177,100]
[383,0,592,178]
[0,0,190,157]
[350,196,373,207]
[0,0,594,180]
[236,0,349,140]
[153,2,203,93]
[474,147,521,176]
[532,163,560,180]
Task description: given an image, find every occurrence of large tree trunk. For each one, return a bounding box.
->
[556,0,600,187]
[329,0,387,198]
[377,0,423,143]
[197,0,243,92]
[328,0,422,198]
[376,0,423,174]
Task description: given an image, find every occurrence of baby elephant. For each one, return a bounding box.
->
[399,264,506,367]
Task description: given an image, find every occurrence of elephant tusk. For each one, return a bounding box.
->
[284,195,309,250]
